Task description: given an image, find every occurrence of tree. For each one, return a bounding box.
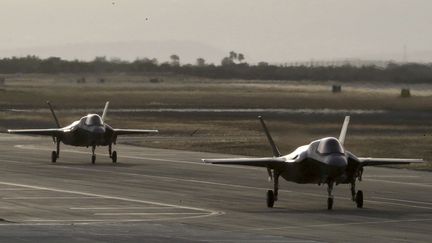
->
[221,57,234,66]
[229,51,237,61]
[238,53,245,63]
[196,58,206,67]
[258,61,269,67]
[170,54,180,66]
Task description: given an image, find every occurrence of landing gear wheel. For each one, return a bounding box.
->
[91,155,96,164]
[266,190,275,208]
[112,151,117,163]
[356,190,363,208]
[51,151,57,163]
[327,197,334,210]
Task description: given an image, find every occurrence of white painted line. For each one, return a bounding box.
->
[0,157,429,211]
[94,212,205,216]
[367,179,432,188]
[0,188,38,191]
[0,157,283,192]
[372,196,432,206]
[1,149,431,211]
[3,196,99,200]
[13,144,262,171]
[250,218,432,231]
[364,175,419,178]
[365,199,432,210]
[70,206,171,210]
[0,181,223,221]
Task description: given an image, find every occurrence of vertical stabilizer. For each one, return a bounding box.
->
[258,116,282,157]
[101,101,109,122]
[46,101,61,128]
[339,116,350,145]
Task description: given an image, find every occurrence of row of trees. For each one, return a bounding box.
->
[0,54,432,83]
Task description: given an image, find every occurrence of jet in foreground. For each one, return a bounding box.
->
[203,116,423,210]
[8,101,158,164]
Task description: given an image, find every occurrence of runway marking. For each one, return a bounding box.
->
[3,146,432,211]
[13,144,263,171]
[365,199,432,210]
[250,218,432,231]
[94,212,205,216]
[0,156,430,211]
[364,175,419,178]
[3,196,100,200]
[372,196,432,206]
[0,156,284,192]
[0,181,223,224]
[367,179,432,188]
[0,188,38,191]
[70,206,171,210]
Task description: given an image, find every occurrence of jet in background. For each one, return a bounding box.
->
[8,101,158,164]
[203,116,423,210]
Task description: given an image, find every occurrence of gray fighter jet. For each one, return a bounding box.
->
[8,101,158,164]
[203,116,423,210]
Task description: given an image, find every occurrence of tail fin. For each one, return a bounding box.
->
[258,116,282,157]
[339,116,350,145]
[46,101,61,128]
[101,101,109,122]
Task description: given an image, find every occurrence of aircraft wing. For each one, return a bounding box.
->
[8,129,63,137]
[113,129,159,136]
[202,157,291,169]
[358,157,424,166]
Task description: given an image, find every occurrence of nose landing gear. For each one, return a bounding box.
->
[91,145,96,164]
[327,181,334,210]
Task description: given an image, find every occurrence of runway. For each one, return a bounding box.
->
[0,134,430,242]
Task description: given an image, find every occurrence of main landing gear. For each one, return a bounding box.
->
[326,180,364,210]
[51,139,60,163]
[350,181,363,208]
[266,170,280,208]
[108,144,117,163]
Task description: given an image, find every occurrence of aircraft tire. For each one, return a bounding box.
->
[327,197,333,210]
[356,190,363,208]
[266,190,275,208]
[92,155,96,164]
[51,151,57,163]
[112,151,117,163]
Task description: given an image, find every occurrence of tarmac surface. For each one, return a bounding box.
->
[0,134,430,242]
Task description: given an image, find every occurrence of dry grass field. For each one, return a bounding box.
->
[0,73,431,170]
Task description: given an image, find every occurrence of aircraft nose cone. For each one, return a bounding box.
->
[329,155,348,168]
[93,126,105,134]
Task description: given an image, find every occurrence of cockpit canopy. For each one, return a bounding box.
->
[317,137,344,154]
[84,114,103,126]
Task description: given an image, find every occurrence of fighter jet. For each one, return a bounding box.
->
[203,116,423,210]
[8,101,158,164]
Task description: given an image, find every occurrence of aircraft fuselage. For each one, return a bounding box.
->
[278,137,360,185]
[57,114,116,147]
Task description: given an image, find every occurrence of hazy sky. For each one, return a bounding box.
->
[1,0,431,63]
